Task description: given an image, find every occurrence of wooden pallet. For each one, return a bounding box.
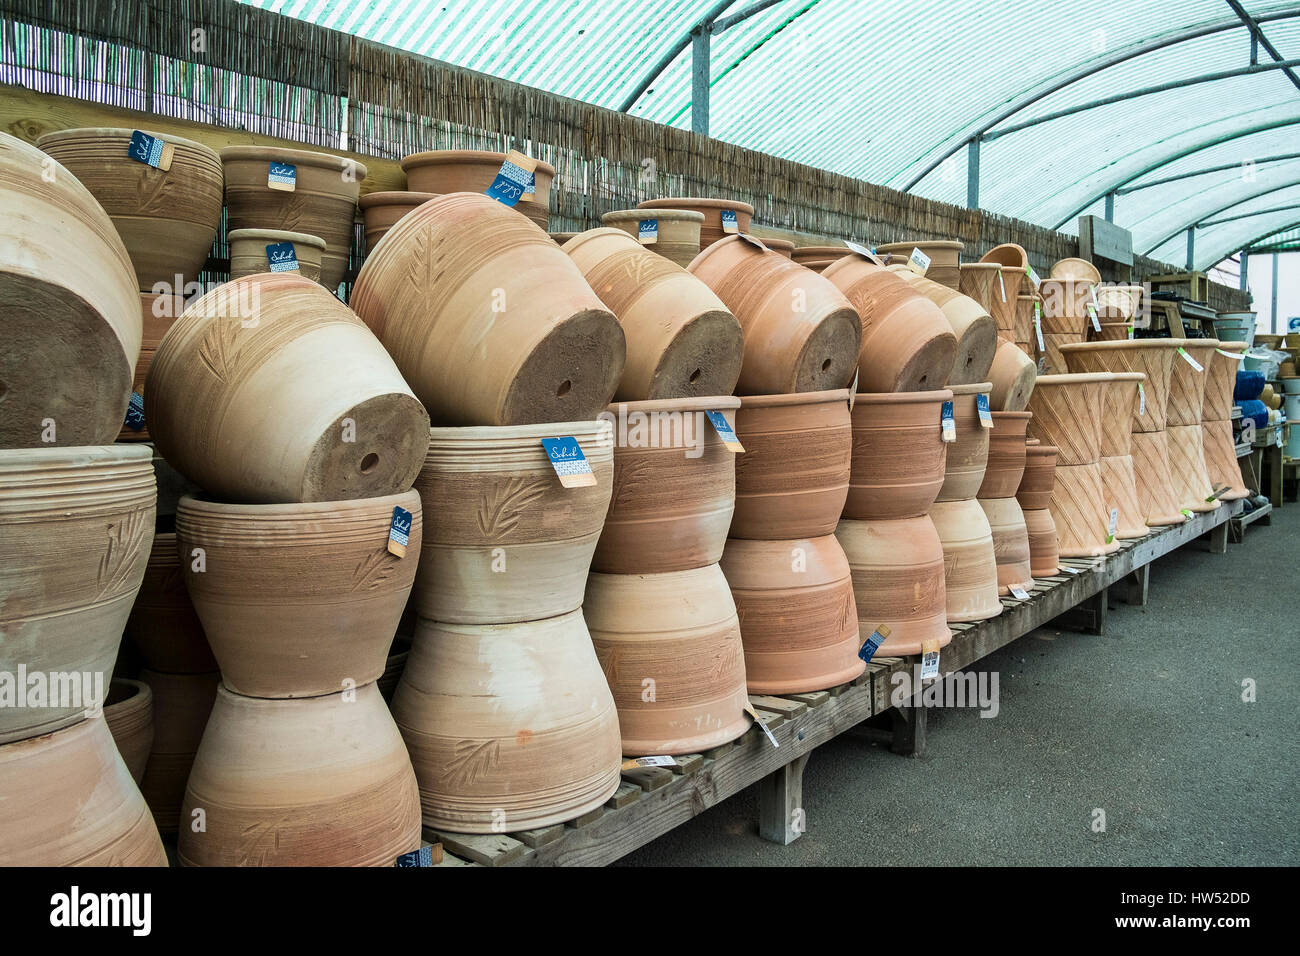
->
[1229,501,1273,542]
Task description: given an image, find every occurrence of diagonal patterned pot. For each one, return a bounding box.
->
[1201,418,1250,502]
[1166,423,1221,514]
[1129,430,1189,526]
[1167,338,1219,427]
[1203,342,1248,422]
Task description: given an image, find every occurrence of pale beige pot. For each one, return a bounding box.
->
[936,382,993,503]
[1095,284,1143,322]
[226,228,325,283]
[104,678,154,785]
[1050,257,1101,283]
[958,263,1003,318]
[1016,440,1058,512]
[1054,340,1178,433]
[1,131,140,447]
[118,292,186,442]
[147,273,431,503]
[875,240,963,289]
[978,410,1032,499]
[1026,373,1111,466]
[1130,430,1189,527]
[1014,293,1040,351]
[601,208,704,268]
[989,339,1037,411]
[392,609,621,832]
[358,190,440,254]
[978,496,1034,595]
[1202,419,1250,501]
[1101,454,1149,538]
[0,445,155,744]
[176,491,421,698]
[138,669,219,836]
[1051,462,1121,556]
[1166,423,1221,514]
[638,197,753,248]
[401,150,554,230]
[414,421,613,622]
[977,244,1027,334]
[124,532,218,673]
[180,682,421,866]
[0,715,166,866]
[720,535,864,694]
[1022,506,1060,577]
[846,390,952,520]
[929,498,1003,622]
[585,565,751,756]
[890,268,997,385]
[1093,373,1149,537]
[1167,339,1219,427]
[1203,342,1247,421]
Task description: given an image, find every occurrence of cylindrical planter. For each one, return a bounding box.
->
[585,565,751,755]
[1041,331,1080,373]
[104,678,154,785]
[1212,311,1255,346]
[929,498,1003,622]
[179,682,421,866]
[720,535,863,694]
[890,269,998,385]
[1026,373,1110,467]
[688,236,861,395]
[979,496,1034,595]
[563,228,744,401]
[176,491,421,698]
[1054,340,1178,433]
[393,610,621,833]
[875,240,962,289]
[0,445,155,744]
[401,150,554,230]
[0,716,166,866]
[936,382,993,503]
[978,244,1027,335]
[147,273,430,503]
[359,190,439,254]
[138,669,219,836]
[220,145,366,290]
[124,532,218,673]
[638,197,753,248]
[760,237,796,258]
[1094,373,1148,538]
[1202,418,1250,501]
[118,292,186,442]
[989,339,1037,411]
[1167,338,1219,427]
[1095,284,1143,323]
[1130,430,1189,526]
[1203,342,1248,421]
[845,390,952,520]
[1166,423,1220,514]
[731,390,852,539]
[352,192,626,426]
[415,421,613,621]
[1022,506,1061,577]
[601,208,704,268]
[958,262,1003,318]
[1016,441,1059,513]
[1051,461,1120,556]
[226,228,325,283]
[978,411,1032,499]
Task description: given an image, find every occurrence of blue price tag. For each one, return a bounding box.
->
[858,625,890,663]
[395,846,435,867]
[124,391,146,432]
[267,162,297,191]
[977,392,993,427]
[704,410,744,452]
[265,241,300,273]
[541,437,596,487]
[484,158,535,208]
[638,218,658,244]
[941,400,956,442]
[387,506,413,557]
[127,130,171,170]
[721,209,739,233]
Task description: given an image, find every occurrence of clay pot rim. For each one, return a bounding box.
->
[399,149,556,177]
[609,396,741,414]
[427,420,615,442]
[875,240,963,251]
[852,389,955,406]
[1034,372,1123,385]
[0,444,153,468]
[1026,438,1041,446]
[1049,257,1102,282]
[178,489,418,517]
[639,197,755,215]
[1168,338,1221,350]
[959,262,1003,272]
[602,208,704,224]
[105,678,149,709]
[738,389,851,409]
[358,190,441,209]
[220,145,369,178]
[687,232,786,268]
[793,245,854,255]
[1039,276,1098,289]
[980,243,1028,268]
[226,228,326,249]
[1057,339,1183,352]
[757,237,795,250]
[560,227,640,254]
[990,410,1033,420]
[37,127,217,157]
[948,381,993,395]
[1098,372,1147,382]
[1026,444,1059,456]
[1215,311,1256,319]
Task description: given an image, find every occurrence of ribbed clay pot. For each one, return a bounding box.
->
[352,192,626,426]
[104,678,154,784]
[176,491,421,698]
[688,236,861,395]
[1203,342,1248,421]
[585,565,751,755]
[890,268,998,385]
[638,197,753,248]
[979,496,1034,595]
[1022,505,1061,577]
[601,208,704,268]
[936,382,993,502]
[0,715,166,866]
[1130,430,1189,526]
[138,668,219,836]
[414,421,613,622]
[978,411,1032,498]
[835,515,952,654]
[1202,419,1251,501]
[958,262,1003,317]
[731,390,852,539]
[1050,461,1120,556]
[720,535,863,694]
[118,292,186,442]
[124,532,218,673]
[220,145,365,290]
[1166,423,1220,514]
[563,228,744,401]
[595,397,737,572]
[1050,257,1101,284]
[1016,440,1058,512]
[393,610,621,832]
[147,273,430,502]
[401,150,554,230]
[792,246,851,273]
[845,390,952,520]
[875,240,962,289]
[1053,340,1178,433]
[989,339,1037,410]
[1,131,140,447]
[179,682,421,866]
[358,190,439,253]
[226,228,325,283]
[979,243,1027,335]
[822,256,958,392]
[929,498,1003,622]
[0,445,155,744]
[1167,339,1219,427]
[37,127,223,291]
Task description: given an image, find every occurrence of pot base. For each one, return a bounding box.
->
[1130,430,1190,526]
[931,499,1003,623]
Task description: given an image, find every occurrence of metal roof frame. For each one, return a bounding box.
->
[1144,179,1300,255]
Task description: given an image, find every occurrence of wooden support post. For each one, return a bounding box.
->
[757,753,810,845]
[1051,585,1108,635]
[890,699,928,756]
[1209,518,1229,554]
[1123,565,1150,606]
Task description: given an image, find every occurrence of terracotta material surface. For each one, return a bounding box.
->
[1054,340,1178,433]
[1052,461,1122,556]
[958,262,1003,316]
[1040,331,1080,374]
[1016,441,1059,513]
[875,240,963,289]
[638,197,754,248]
[978,411,1032,499]
[989,339,1037,411]
[1100,454,1149,538]
[977,249,1026,336]
[1022,506,1060,577]
[890,268,998,385]
[845,390,952,520]
[359,190,440,253]
[1013,294,1040,350]
[138,669,219,836]
[601,208,704,268]
[1090,372,1145,458]
[936,382,993,503]
[393,609,621,832]
[1095,284,1143,322]
[929,498,1003,622]
[104,678,154,784]
[377,638,410,704]
[1026,372,1112,466]
[978,496,1034,595]
[762,237,796,258]
[1050,257,1101,283]
[402,150,555,230]
[1203,342,1248,421]
[124,532,218,673]
[227,228,325,283]
[721,534,864,694]
[791,246,852,273]
[118,292,186,442]
[1165,423,1221,514]
[1167,338,1219,427]
[1202,419,1251,501]
[1130,429,1189,527]
[1090,322,1131,342]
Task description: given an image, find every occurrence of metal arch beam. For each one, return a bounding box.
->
[1201,201,1300,228]
[1143,180,1300,256]
[1228,0,1300,93]
[616,0,734,114]
[1200,217,1300,270]
[1115,151,1300,194]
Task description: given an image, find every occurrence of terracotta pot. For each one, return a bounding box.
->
[550,232,578,244]
[352,192,625,426]
[1202,419,1250,501]
[147,273,430,502]
[890,269,998,385]
[0,445,154,744]
[1100,453,1149,538]
[176,491,421,698]
[401,150,554,230]
[978,497,1034,595]
[822,256,957,392]
[1129,430,1189,526]
[1167,338,1219,427]
[1013,294,1039,350]
[792,246,851,273]
[989,339,1037,411]
[1039,278,1094,338]
[1165,423,1221,514]
[124,532,217,673]
[936,382,993,502]
[721,535,863,693]
[0,715,166,866]
[731,390,852,538]
[978,411,1032,498]
[117,292,186,442]
[688,236,861,394]
[1090,322,1131,342]
[1026,373,1111,466]
[393,610,621,832]
[37,127,223,291]
[179,682,421,866]
[104,678,154,784]
[586,565,750,755]
[981,242,1028,270]
[760,237,796,258]
[1,131,140,447]
[1040,331,1080,373]
[845,389,952,520]
[563,228,744,401]
[977,247,1027,336]
[595,397,737,572]
[1054,340,1178,433]
[1022,506,1060,577]
[220,145,365,290]
[601,208,704,268]
[378,636,410,704]
[958,262,1002,315]
[1089,371,1145,458]
[415,420,613,621]
[638,197,754,248]
[835,515,951,655]
[875,240,963,289]
[929,498,1003,622]
[1051,461,1121,556]
[1050,257,1101,283]
[226,228,325,283]
[1204,342,1248,421]
[138,669,219,836]
[1095,284,1143,322]
[1017,441,1059,512]
[359,190,439,254]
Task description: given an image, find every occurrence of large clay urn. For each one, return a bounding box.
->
[1168,339,1219,427]
[563,228,744,400]
[979,243,1027,336]
[37,127,223,291]
[890,268,998,385]
[414,420,613,622]
[1203,342,1248,422]
[220,146,366,290]
[1166,421,1221,514]
[146,273,430,503]
[0,716,166,866]
[822,255,958,392]
[104,678,154,784]
[845,390,952,520]
[1018,441,1061,576]
[978,496,1034,595]
[638,197,754,248]
[0,445,155,744]
[227,228,325,283]
[124,532,218,673]
[138,669,219,836]
[595,397,737,572]
[835,515,952,655]
[351,192,626,426]
[176,491,421,698]
[179,682,421,866]
[989,339,1037,411]
[601,208,704,268]
[359,190,439,253]
[731,390,852,539]
[688,236,861,394]
[721,535,864,693]
[393,610,621,832]
[585,565,751,755]
[930,498,1002,621]
[1,131,140,447]
[1166,338,1222,513]
[118,291,186,442]
[760,237,796,258]
[401,150,554,230]
[936,382,993,503]
[875,240,962,289]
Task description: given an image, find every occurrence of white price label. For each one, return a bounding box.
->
[998,268,1006,302]
[908,247,931,275]
[1009,584,1030,600]
[1087,303,1101,332]
[1026,264,1042,290]
[920,642,940,680]
[1034,302,1045,351]
[1178,347,1204,372]
[744,704,779,748]
[1138,382,1146,416]
[1107,507,1119,543]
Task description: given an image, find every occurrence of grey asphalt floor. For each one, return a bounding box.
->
[619,502,1299,866]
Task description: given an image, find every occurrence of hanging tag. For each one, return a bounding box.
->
[976,393,994,428]
[1138,382,1146,416]
[387,506,413,557]
[637,218,658,244]
[941,400,957,442]
[858,624,891,663]
[265,241,300,273]
[1206,485,1230,502]
[847,368,860,411]
[1276,428,1284,448]
[721,209,739,234]
[267,161,297,191]
[395,845,441,867]
[540,436,597,487]
[1215,348,1245,360]
[1106,507,1119,544]
[744,703,780,748]
[620,756,677,770]
[1177,347,1204,372]
[1061,564,1082,574]
[1009,584,1030,600]
[846,240,883,266]
[919,640,940,680]
[907,246,931,275]
[737,233,767,251]
[705,410,745,452]
[1128,324,1135,340]
[484,150,537,207]
[1026,264,1042,290]
[1087,303,1101,332]
[127,130,174,171]
[1034,302,1045,351]
[123,389,146,432]
[1089,283,1099,308]
[998,268,1006,302]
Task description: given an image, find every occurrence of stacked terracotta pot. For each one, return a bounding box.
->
[960,245,1037,414]
[1201,342,1251,501]
[876,240,963,289]
[1017,440,1062,575]
[639,197,753,249]
[976,411,1036,594]
[601,208,705,268]
[1164,339,1224,515]
[887,264,998,387]
[1091,285,1144,341]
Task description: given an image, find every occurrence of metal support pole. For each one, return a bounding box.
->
[1240,249,1249,290]
[1271,251,1280,333]
[1105,192,1115,221]
[1251,33,1259,65]
[691,27,711,136]
[967,137,981,209]
[1186,227,1196,270]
